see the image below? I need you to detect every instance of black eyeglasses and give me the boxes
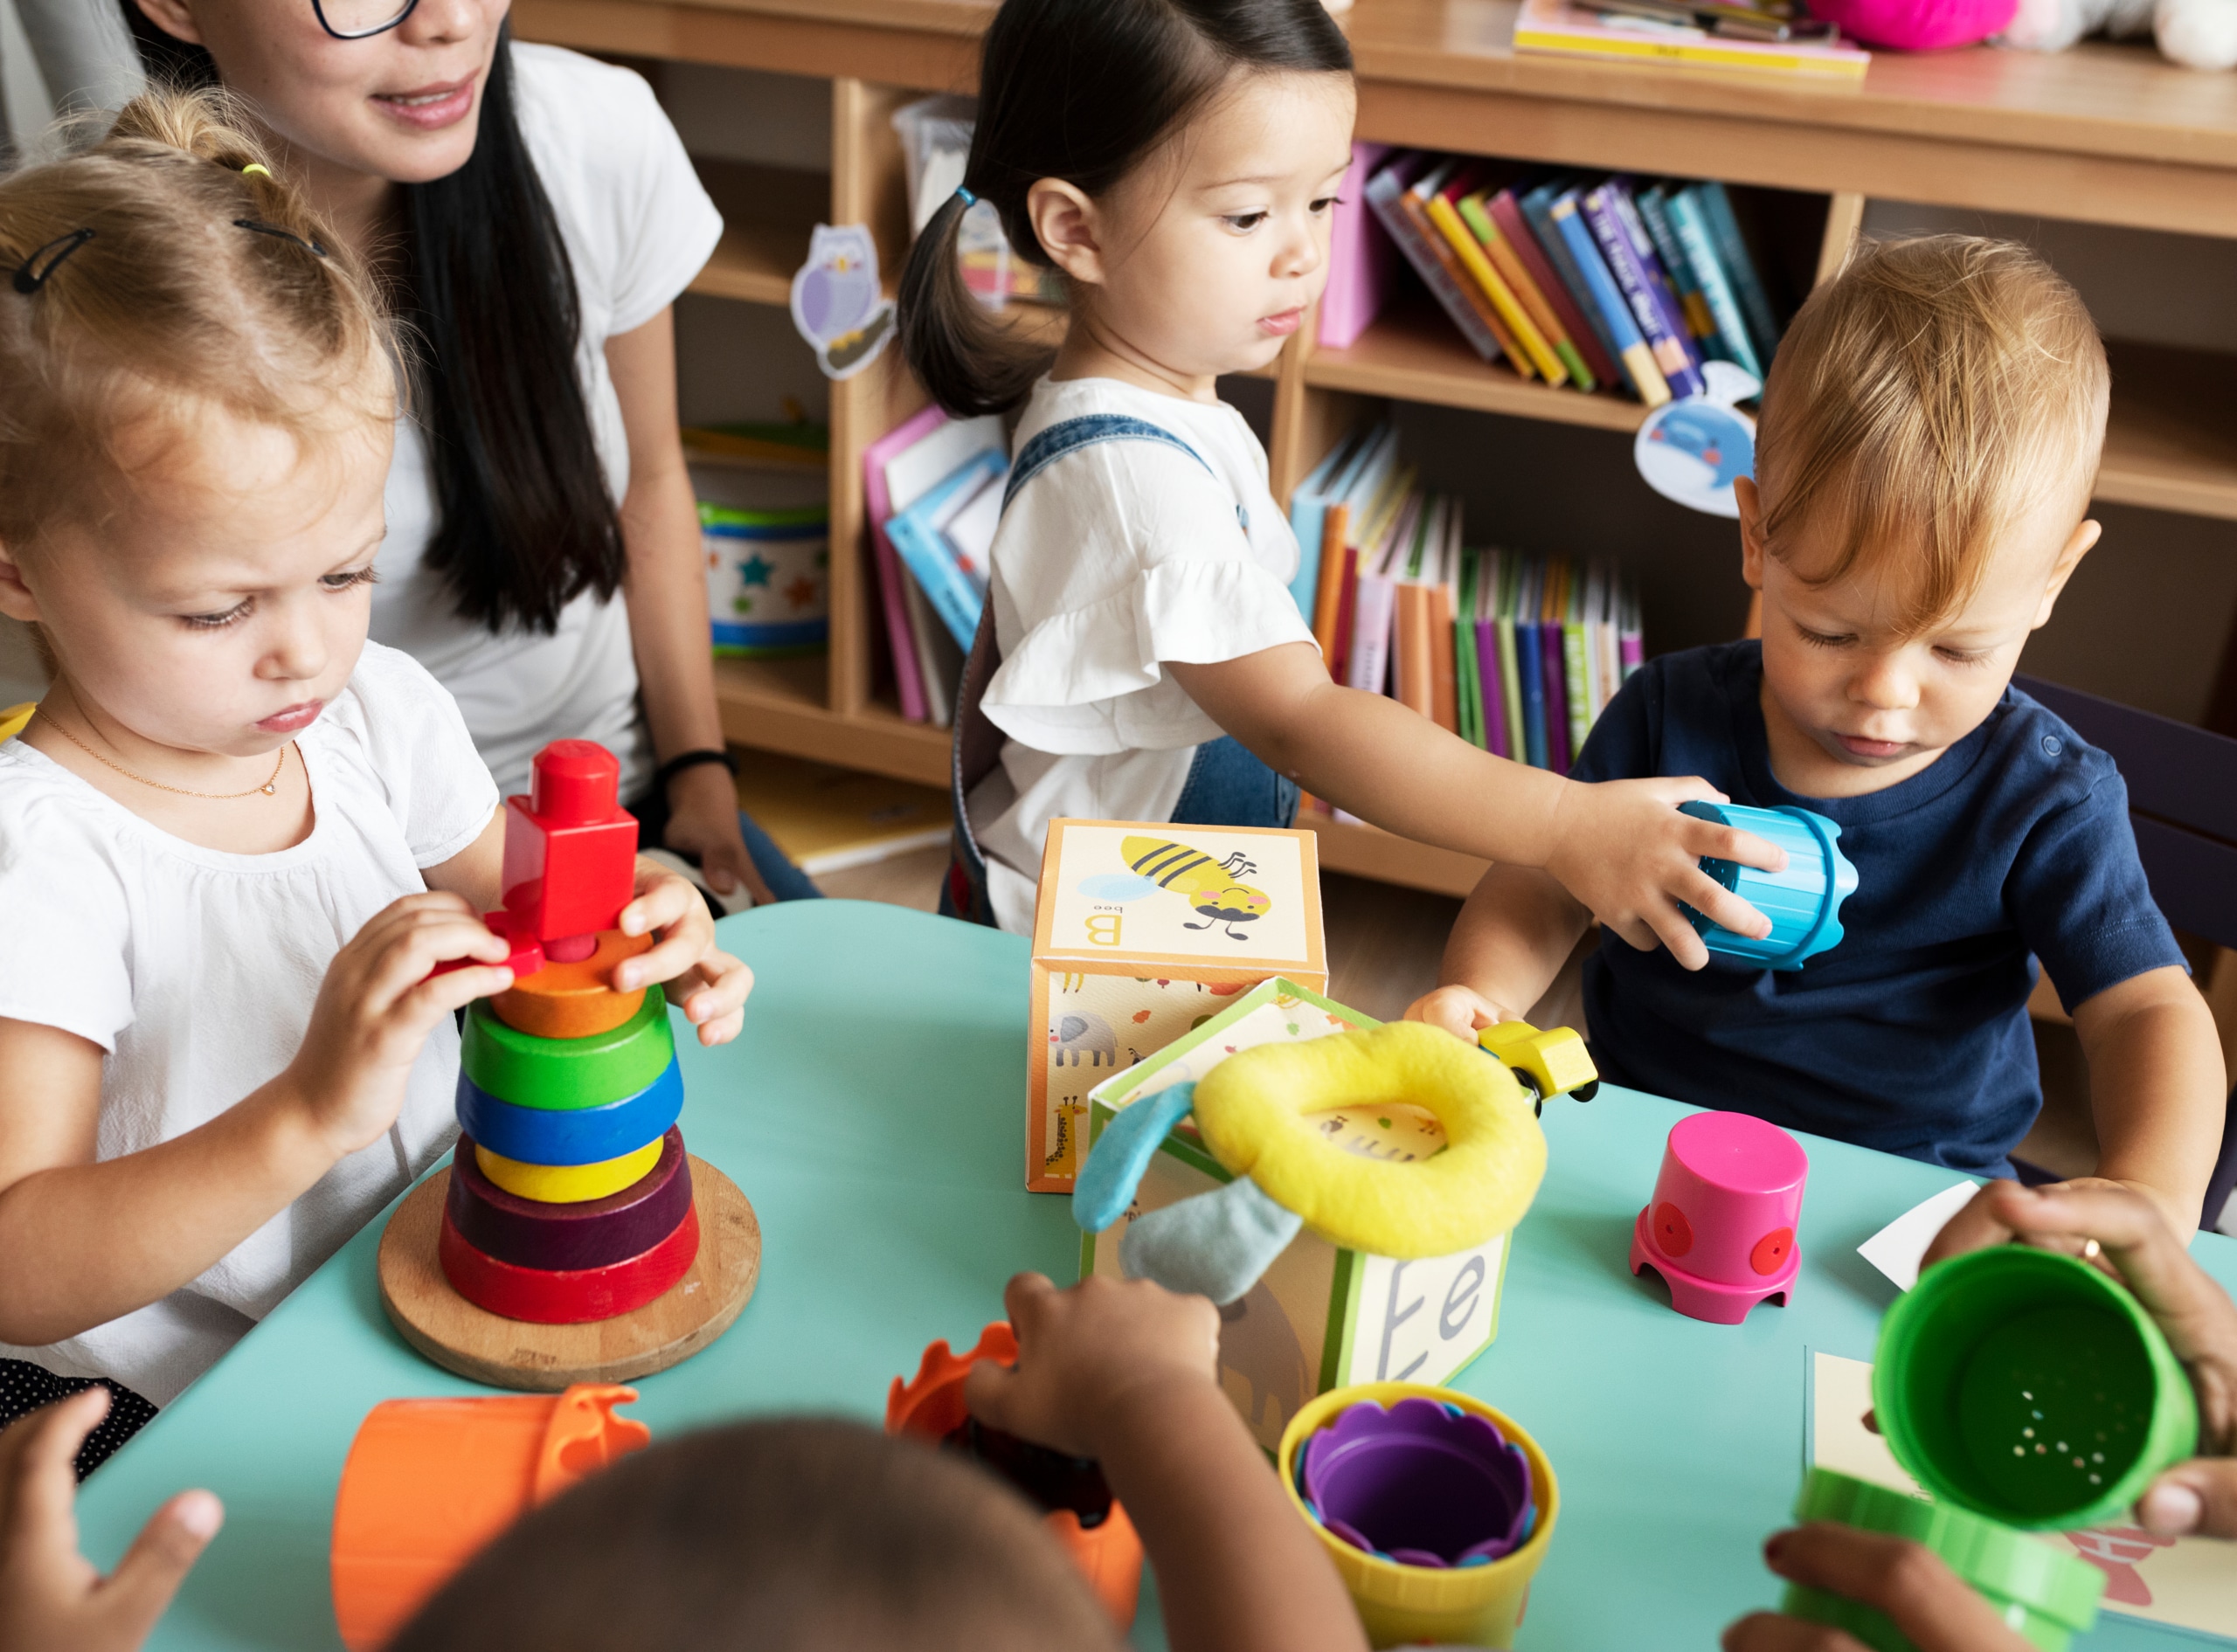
[312,0,419,40]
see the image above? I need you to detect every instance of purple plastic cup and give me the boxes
[1299,1397,1534,1568]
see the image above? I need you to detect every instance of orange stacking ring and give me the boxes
[440,1201,700,1324]
[492,929,653,1040]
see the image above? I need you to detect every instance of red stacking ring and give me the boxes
[447,1128,692,1272]
[440,1202,701,1324]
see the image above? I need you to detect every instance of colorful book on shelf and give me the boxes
[1457,190,1592,391]
[1510,0,1872,80]
[1580,182,1703,400]
[1496,556,1526,762]
[867,407,997,723]
[1290,427,1366,628]
[1520,183,1628,388]
[1604,178,1705,383]
[1562,566,1591,762]
[1457,548,1484,748]
[1320,141,1398,350]
[1486,188,1619,389]
[886,446,1006,651]
[1347,493,1415,697]
[1316,425,1404,678]
[1365,153,1508,365]
[1427,169,1564,384]
[1402,159,1530,367]
[1429,510,1460,734]
[1694,181,1783,367]
[1513,561,1548,771]
[1539,558,1570,775]
[1664,186,1763,378]
[1634,186,1721,351]
[901,569,960,726]
[1548,190,1671,408]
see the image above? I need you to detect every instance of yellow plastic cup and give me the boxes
[1278,1382,1559,1649]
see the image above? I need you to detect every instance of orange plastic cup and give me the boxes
[331,1384,650,1650]
[888,1324,1145,1627]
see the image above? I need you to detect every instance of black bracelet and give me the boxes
[653,748,738,797]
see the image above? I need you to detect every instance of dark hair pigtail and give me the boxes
[897,190,1053,418]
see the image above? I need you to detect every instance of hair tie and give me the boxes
[233,218,329,259]
[241,163,273,180]
[955,187,977,208]
[10,228,95,295]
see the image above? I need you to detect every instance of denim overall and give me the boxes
[940,414,1300,926]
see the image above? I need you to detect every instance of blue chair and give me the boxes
[2015,676,2237,1232]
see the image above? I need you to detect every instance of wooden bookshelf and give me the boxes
[519,0,2237,894]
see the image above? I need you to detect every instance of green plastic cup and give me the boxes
[1782,1469,2103,1652]
[1874,1245,2199,1531]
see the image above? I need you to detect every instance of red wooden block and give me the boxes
[501,742,639,950]
[439,1200,700,1324]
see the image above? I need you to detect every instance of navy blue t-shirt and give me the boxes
[1570,642,2184,1174]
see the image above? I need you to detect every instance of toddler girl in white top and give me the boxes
[900,0,1785,946]
[0,93,751,1455]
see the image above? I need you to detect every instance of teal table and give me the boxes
[76,901,2237,1649]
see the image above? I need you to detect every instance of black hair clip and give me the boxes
[232,218,329,259]
[11,228,95,294]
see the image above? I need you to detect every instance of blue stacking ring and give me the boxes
[455,1058,683,1166]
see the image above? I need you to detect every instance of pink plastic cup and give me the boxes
[1629,1110,1808,1325]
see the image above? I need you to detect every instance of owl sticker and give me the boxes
[789,224,897,381]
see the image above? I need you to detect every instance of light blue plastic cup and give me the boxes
[1680,801,1858,971]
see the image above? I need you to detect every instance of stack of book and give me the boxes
[1291,421,1641,777]
[1511,0,1872,79]
[1326,150,1783,411]
[866,408,1008,727]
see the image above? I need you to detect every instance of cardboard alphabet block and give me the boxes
[1080,980,1508,1454]
[1027,820,1325,1193]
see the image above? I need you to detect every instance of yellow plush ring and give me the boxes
[1192,1022,1546,1258]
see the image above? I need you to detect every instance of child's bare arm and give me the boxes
[966,1273,1366,1652]
[0,895,511,1345]
[1167,645,1778,967]
[1408,865,1591,1042]
[2069,966,2226,1234]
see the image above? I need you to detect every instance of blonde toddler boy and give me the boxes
[1411,236,2225,1233]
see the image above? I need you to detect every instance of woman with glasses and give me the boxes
[117,0,819,908]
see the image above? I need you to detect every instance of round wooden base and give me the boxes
[378,1157,758,1392]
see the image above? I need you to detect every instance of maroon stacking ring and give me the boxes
[446,1127,693,1271]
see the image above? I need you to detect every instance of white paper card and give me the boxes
[1856,1181,1979,1291]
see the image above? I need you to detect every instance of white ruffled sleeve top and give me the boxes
[969,376,1317,932]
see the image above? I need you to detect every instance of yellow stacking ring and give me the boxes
[474,1138,662,1204]
[1191,1022,1546,1259]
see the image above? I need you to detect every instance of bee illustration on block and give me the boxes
[1118,835,1271,942]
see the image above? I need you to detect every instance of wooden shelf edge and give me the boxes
[1304,814,1488,899]
[2093,469,2237,522]
[689,266,792,307]
[717,682,951,788]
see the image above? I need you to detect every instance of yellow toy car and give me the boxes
[1476,1020,1599,1115]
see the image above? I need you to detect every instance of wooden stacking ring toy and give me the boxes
[455,1060,683,1165]
[461,989,675,1110]
[491,928,653,1039]
[440,1200,701,1323]
[475,1136,663,1203]
[331,1384,650,1651]
[448,1129,693,1272]
[1192,1021,1546,1259]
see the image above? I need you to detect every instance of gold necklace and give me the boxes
[37,702,289,800]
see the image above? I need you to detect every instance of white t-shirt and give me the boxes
[370,42,723,803]
[968,377,1317,933]
[0,644,498,1404]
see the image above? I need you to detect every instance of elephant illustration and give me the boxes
[1217,1280,1310,1439]
[1051,1011,1118,1068]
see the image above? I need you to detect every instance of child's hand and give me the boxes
[1545,777,1783,970]
[964,1272,1222,1462]
[1404,985,1523,1045]
[288,893,517,1158]
[1724,1523,2034,1652]
[614,863,753,1047]
[0,1391,221,1652]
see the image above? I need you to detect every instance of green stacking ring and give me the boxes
[461,991,675,1111]
[1783,1469,2102,1652]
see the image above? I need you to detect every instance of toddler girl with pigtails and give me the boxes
[0,90,749,1469]
[901,0,1784,950]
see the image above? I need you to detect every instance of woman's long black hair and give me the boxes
[121,4,625,634]
[897,0,1351,419]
